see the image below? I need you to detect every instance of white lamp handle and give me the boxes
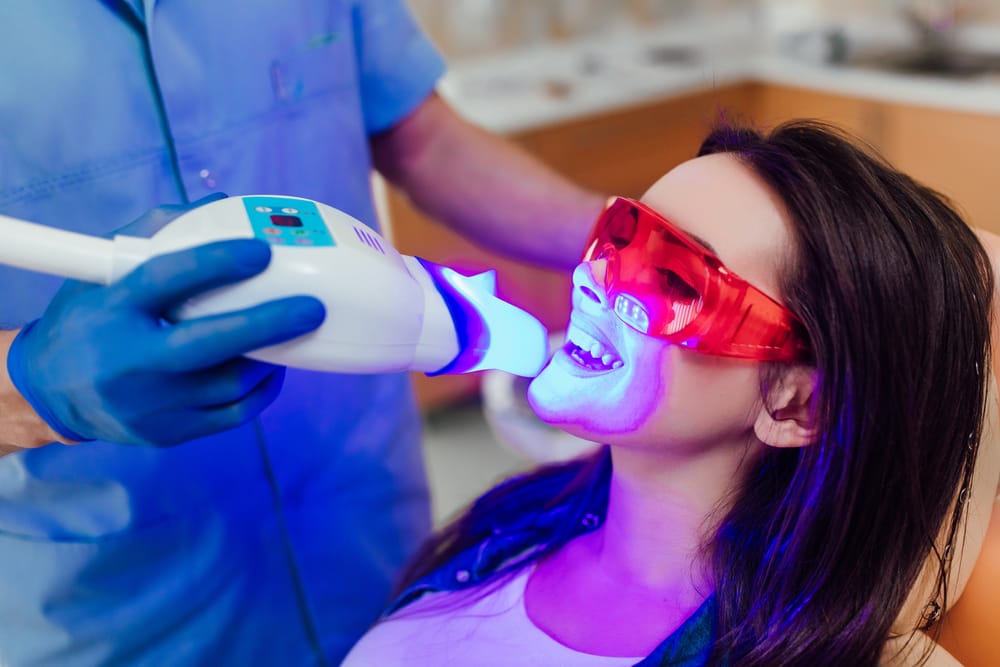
[0,214,116,284]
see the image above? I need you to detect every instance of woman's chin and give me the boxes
[527,367,595,434]
[525,374,561,423]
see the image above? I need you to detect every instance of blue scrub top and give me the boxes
[0,2,444,664]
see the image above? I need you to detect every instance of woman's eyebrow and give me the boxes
[686,230,717,255]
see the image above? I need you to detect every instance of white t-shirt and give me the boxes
[342,564,644,666]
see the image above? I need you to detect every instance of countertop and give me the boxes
[438,13,1000,135]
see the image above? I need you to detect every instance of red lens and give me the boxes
[613,220,708,338]
[582,197,810,362]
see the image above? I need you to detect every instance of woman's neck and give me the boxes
[523,442,756,656]
[593,442,757,596]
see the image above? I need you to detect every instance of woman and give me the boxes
[343,121,997,666]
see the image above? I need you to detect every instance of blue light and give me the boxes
[418,260,548,377]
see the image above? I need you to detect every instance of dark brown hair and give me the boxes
[697,120,991,665]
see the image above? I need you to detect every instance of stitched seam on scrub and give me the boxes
[0,148,165,206]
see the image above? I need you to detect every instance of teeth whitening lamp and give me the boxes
[0,195,548,377]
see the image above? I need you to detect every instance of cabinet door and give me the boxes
[743,84,1000,235]
[885,103,1000,233]
[390,84,753,410]
[749,83,890,147]
[515,84,755,197]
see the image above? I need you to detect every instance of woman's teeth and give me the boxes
[565,328,623,372]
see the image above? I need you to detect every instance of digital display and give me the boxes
[244,196,334,247]
[270,214,303,227]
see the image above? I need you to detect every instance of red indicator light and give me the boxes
[270,214,302,227]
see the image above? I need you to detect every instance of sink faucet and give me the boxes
[898,0,964,53]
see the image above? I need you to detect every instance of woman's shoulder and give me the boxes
[388,450,613,616]
[386,506,601,617]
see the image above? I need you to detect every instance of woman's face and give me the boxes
[528,153,796,454]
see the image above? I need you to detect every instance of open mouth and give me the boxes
[563,325,623,373]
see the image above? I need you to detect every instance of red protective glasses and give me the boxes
[582,197,810,362]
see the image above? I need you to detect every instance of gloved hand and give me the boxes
[6,196,326,446]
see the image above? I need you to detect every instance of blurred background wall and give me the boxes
[406,0,1000,61]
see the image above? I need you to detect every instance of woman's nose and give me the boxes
[573,260,609,308]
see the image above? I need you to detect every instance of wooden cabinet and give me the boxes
[511,85,756,198]
[747,83,1000,233]
[884,103,1000,232]
[747,83,891,147]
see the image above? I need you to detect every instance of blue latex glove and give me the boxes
[6,197,326,446]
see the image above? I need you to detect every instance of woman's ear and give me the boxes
[754,366,818,448]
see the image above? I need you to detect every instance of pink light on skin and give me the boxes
[527,258,764,455]
[527,259,666,443]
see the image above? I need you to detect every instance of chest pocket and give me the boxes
[264,4,358,105]
[269,28,356,104]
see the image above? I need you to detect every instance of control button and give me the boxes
[292,229,309,235]
[255,206,273,213]
[294,238,314,245]
[267,237,286,245]
[263,227,282,235]
[281,207,299,214]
